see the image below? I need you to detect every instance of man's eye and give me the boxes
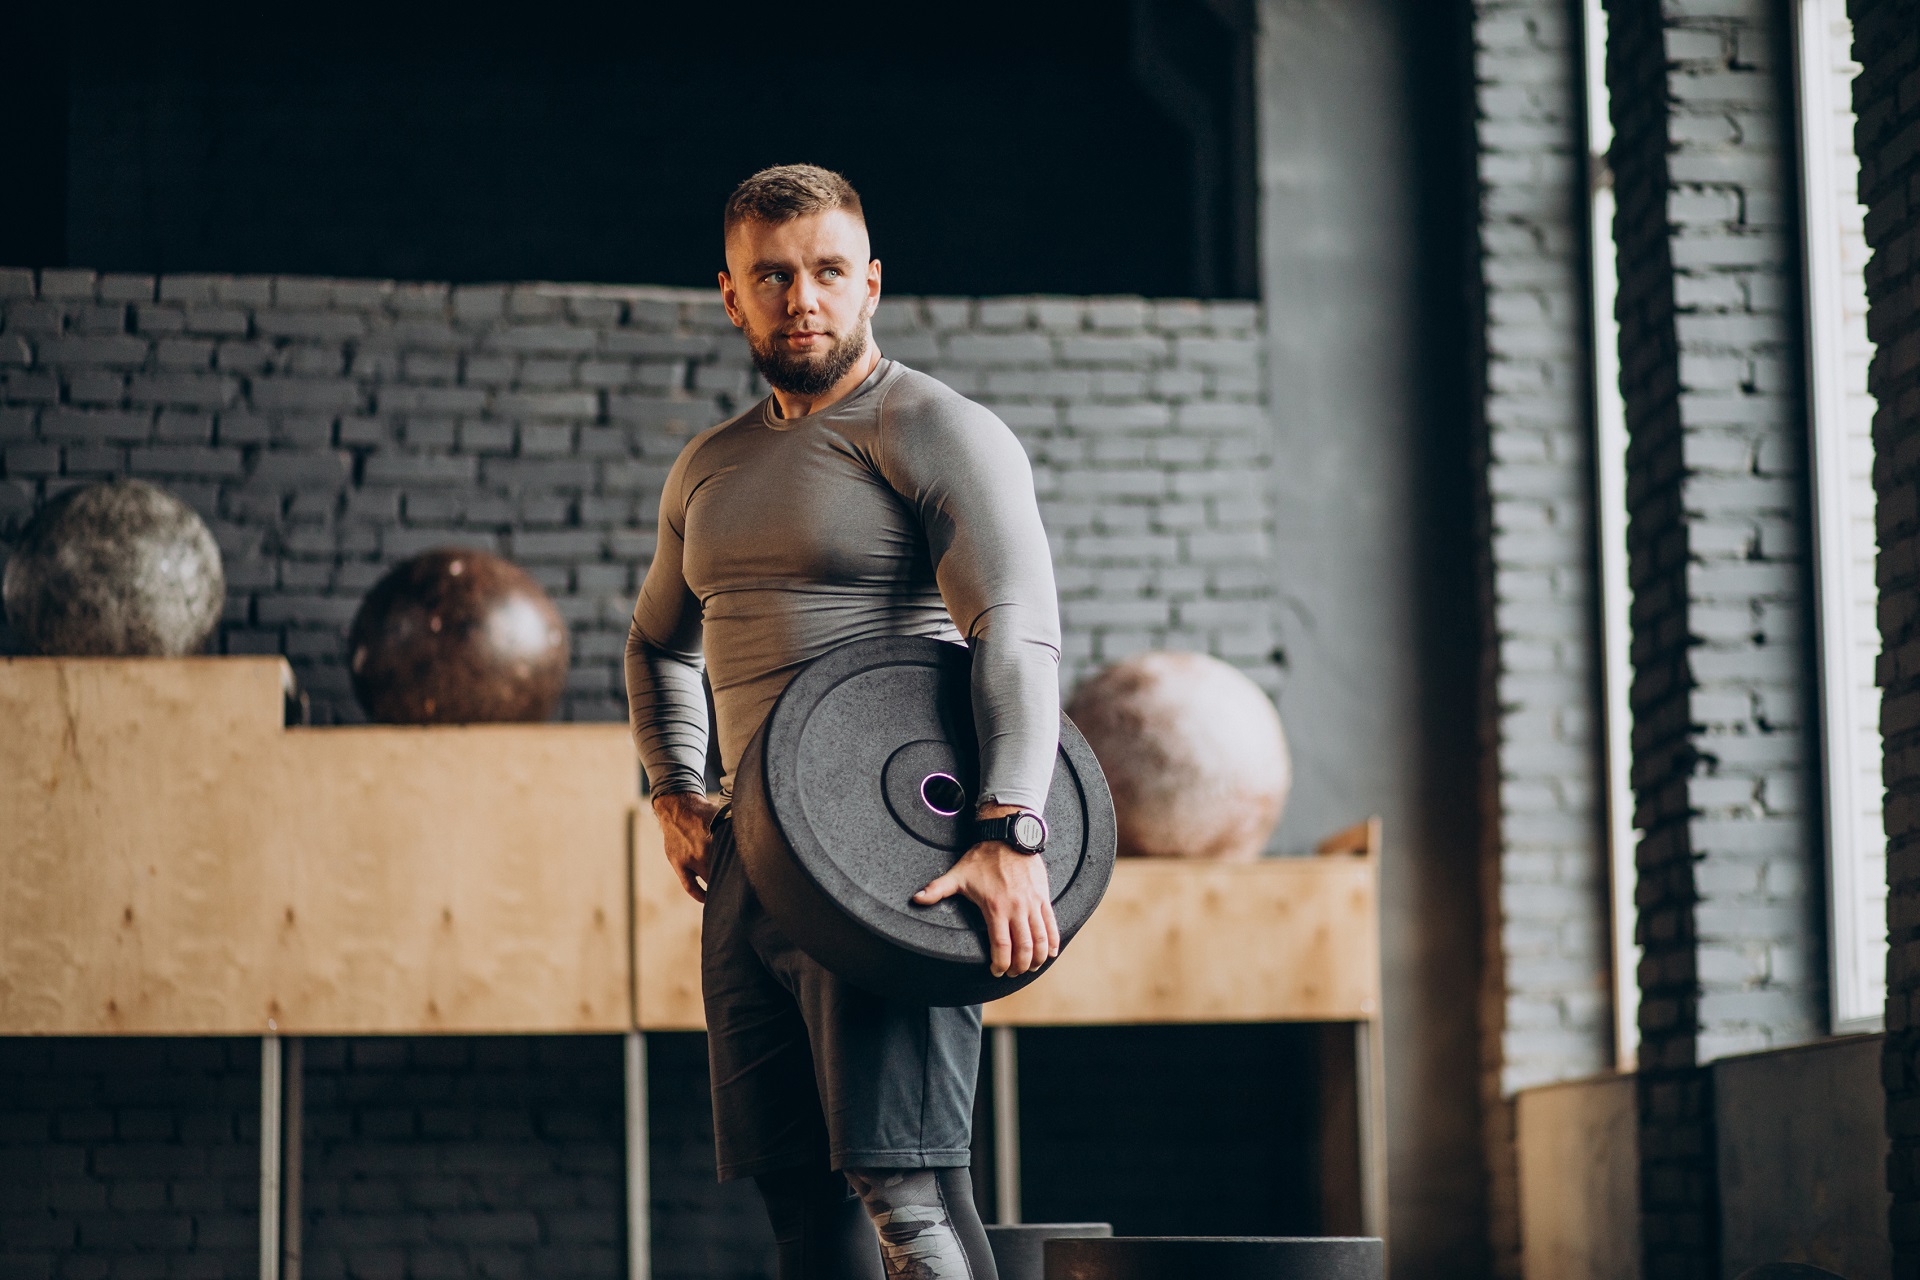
[764,273,788,284]
[821,269,841,280]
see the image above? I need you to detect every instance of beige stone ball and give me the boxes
[1065,651,1291,862]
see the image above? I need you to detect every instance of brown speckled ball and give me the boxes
[348,548,570,724]
[2,479,225,656]
[1065,651,1291,861]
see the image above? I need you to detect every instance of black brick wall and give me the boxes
[0,1038,261,1280]
[0,1027,1333,1278]
[299,1036,630,1280]
[639,1035,776,1280]
[0,1036,775,1280]
[1849,0,1920,1271]
[1607,0,1822,1275]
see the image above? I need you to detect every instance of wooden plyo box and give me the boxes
[635,814,1380,1030]
[0,657,634,1036]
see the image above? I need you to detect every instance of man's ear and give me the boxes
[717,270,744,329]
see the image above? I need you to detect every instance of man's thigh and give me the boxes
[702,820,830,1181]
[759,913,983,1170]
[704,817,985,1175]
[789,964,984,1171]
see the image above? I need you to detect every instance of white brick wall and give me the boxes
[1470,3,1613,1273]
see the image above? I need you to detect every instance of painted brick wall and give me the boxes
[1607,0,1823,1274]
[1470,3,1614,1276]
[300,1036,630,1280]
[1849,0,1920,1268]
[0,1038,261,1279]
[0,1036,773,1280]
[0,268,1276,730]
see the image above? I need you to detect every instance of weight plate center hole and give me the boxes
[920,772,968,818]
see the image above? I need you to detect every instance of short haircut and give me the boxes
[723,164,865,240]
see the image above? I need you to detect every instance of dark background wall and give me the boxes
[0,1029,1327,1280]
[0,1038,262,1277]
[1015,1024,1323,1235]
[4,0,1257,301]
[301,1037,629,1280]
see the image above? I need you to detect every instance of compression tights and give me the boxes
[754,1166,997,1280]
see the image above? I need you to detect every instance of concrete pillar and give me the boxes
[1259,1,1489,1272]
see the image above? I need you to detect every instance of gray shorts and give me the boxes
[701,814,983,1181]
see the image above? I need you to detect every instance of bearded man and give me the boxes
[625,164,1062,1280]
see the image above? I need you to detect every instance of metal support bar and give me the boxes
[259,1034,282,1280]
[1355,1020,1388,1240]
[626,1030,651,1280]
[283,1038,303,1280]
[991,1025,1021,1225]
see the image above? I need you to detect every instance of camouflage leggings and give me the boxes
[753,1165,997,1280]
[845,1168,996,1280]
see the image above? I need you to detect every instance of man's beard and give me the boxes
[745,304,874,397]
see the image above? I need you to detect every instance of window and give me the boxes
[1792,0,1884,1034]
[1582,0,1640,1069]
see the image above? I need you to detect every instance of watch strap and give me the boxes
[974,811,1045,853]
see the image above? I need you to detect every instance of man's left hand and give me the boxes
[912,807,1059,978]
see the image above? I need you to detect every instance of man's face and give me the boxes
[720,209,882,397]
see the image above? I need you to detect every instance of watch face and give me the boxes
[1012,813,1046,850]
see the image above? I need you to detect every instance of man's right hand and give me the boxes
[654,790,724,903]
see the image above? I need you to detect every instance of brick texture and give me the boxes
[640,1034,780,1280]
[0,271,1278,733]
[300,1036,629,1280]
[0,1038,261,1280]
[1850,0,1920,1269]
[0,1032,788,1280]
[1469,3,1614,1276]
[1607,1,1824,1274]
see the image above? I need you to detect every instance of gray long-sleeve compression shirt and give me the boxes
[625,358,1062,809]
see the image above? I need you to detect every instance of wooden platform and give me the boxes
[636,809,1380,1031]
[3,655,1381,1039]
[0,657,634,1035]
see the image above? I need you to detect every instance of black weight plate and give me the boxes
[732,636,1117,1006]
[986,1223,1112,1280]
[1044,1237,1386,1280]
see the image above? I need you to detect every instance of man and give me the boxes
[626,164,1062,1280]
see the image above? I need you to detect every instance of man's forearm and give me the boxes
[967,608,1062,812]
[625,624,712,796]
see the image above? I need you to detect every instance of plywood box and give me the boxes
[1,657,636,1036]
[5,657,1379,1041]
[635,812,1379,1029]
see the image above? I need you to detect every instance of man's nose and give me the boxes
[786,277,819,314]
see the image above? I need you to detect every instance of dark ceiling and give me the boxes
[4,0,1257,298]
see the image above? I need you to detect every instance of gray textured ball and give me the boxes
[2,480,225,656]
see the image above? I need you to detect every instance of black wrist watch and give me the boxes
[975,808,1048,854]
